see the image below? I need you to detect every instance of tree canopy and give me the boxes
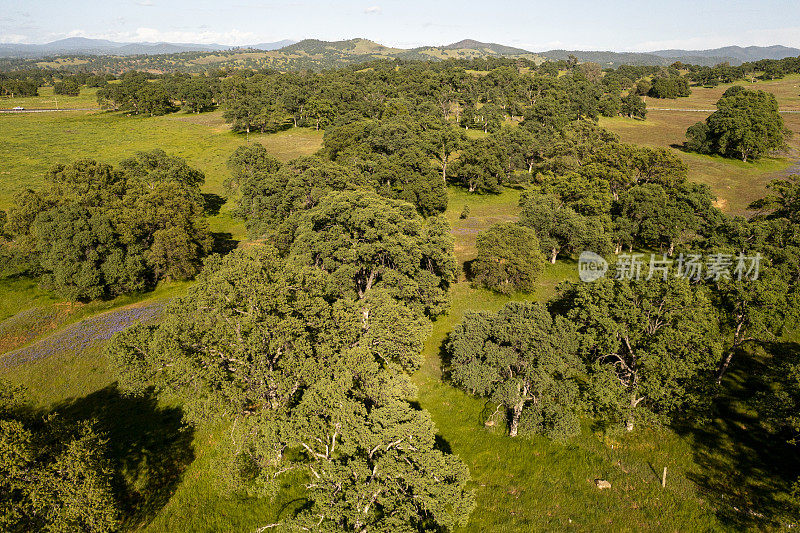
[686,89,788,161]
[471,222,545,294]
[448,302,584,440]
[0,384,119,532]
[2,150,211,300]
[109,244,474,531]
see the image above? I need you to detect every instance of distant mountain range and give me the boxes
[0,37,295,57]
[546,44,800,66]
[1,37,798,70]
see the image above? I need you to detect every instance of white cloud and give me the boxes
[136,0,155,6]
[0,34,27,44]
[364,6,381,15]
[63,27,258,45]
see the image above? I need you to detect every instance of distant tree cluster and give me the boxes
[0,70,41,97]
[686,88,788,161]
[96,72,175,116]
[212,58,640,137]
[1,150,212,300]
[686,56,800,86]
[0,70,116,99]
[647,75,691,98]
[53,76,81,96]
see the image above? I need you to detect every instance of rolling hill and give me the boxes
[649,45,800,63]
[1,37,798,71]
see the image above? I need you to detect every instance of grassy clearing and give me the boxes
[601,75,800,214]
[0,110,322,209]
[601,113,799,215]
[0,276,61,322]
[0,86,100,109]
[643,74,800,111]
[0,278,189,357]
[447,186,523,266]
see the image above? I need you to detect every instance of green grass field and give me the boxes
[601,75,800,214]
[0,108,323,209]
[0,85,101,110]
[1,78,799,530]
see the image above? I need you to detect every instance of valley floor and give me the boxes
[2,75,800,531]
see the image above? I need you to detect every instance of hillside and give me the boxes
[650,45,800,62]
[1,37,799,72]
[539,45,800,66]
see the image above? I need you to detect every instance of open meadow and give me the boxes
[601,75,800,214]
[0,71,799,531]
[0,85,100,110]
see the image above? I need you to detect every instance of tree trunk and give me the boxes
[626,388,637,431]
[716,321,745,383]
[508,401,524,437]
[716,350,736,384]
[625,342,639,432]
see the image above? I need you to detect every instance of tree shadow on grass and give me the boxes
[202,193,227,216]
[54,384,194,529]
[211,232,239,255]
[462,259,476,282]
[675,341,800,529]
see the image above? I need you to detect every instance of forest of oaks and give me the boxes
[0,50,799,531]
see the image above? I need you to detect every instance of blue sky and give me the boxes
[1,0,800,51]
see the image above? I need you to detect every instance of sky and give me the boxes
[1,0,800,52]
